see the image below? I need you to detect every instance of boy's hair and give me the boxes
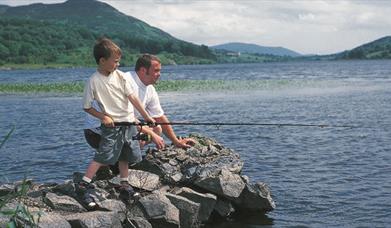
[135,54,161,72]
[93,38,122,64]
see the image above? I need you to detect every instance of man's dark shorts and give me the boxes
[83,125,141,165]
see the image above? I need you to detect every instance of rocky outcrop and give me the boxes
[0,134,275,227]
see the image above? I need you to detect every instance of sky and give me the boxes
[1,0,391,55]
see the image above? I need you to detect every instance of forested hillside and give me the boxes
[0,0,215,67]
[337,36,391,59]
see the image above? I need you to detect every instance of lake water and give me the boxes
[1,60,391,227]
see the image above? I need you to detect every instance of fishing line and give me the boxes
[114,121,355,128]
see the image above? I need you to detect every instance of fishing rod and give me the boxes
[114,121,355,141]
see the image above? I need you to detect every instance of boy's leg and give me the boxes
[85,160,103,180]
[118,160,129,179]
[116,126,141,200]
[78,125,124,208]
[117,160,138,200]
[76,161,103,209]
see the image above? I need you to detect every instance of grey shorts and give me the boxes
[94,125,141,165]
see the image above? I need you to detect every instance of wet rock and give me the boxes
[234,182,276,213]
[214,198,235,217]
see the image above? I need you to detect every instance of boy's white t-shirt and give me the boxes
[83,70,136,123]
[84,72,164,131]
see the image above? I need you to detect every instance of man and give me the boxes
[84,54,194,155]
[132,54,195,148]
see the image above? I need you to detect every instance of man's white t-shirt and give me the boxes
[84,72,164,132]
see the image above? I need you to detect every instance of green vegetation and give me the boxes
[0,179,42,227]
[0,0,216,68]
[337,36,391,60]
[0,127,42,227]
[0,79,313,94]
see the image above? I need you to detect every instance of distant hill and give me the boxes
[212,42,302,57]
[0,0,215,66]
[336,36,391,60]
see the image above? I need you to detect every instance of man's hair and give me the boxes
[93,38,122,64]
[135,54,161,72]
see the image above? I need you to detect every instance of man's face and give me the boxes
[144,60,161,85]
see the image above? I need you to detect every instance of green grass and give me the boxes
[0,79,305,94]
[0,82,85,94]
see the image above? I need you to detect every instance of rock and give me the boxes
[36,212,71,228]
[194,168,245,198]
[51,180,76,198]
[137,193,180,228]
[0,214,10,227]
[174,187,217,222]
[0,134,275,227]
[44,192,86,212]
[234,182,276,213]
[97,199,127,213]
[214,198,235,217]
[0,184,14,197]
[112,169,161,191]
[126,216,152,228]
[165,193,200,228]
[65,211,122,228]
[135,134,243,185]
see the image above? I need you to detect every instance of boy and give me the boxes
[78,38,155,208]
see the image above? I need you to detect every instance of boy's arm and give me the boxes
[128,94,155,125]
[84,108,114,127]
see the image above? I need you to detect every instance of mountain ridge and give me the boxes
[212,42,301,57]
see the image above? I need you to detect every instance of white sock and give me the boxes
[82,176,92,183]
[120,177,128,183]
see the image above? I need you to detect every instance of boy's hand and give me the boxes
[145,117,156,127]
[101,115,114,127]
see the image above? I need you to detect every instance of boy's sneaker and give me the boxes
[118,181,140,201]
[75,180,96,208]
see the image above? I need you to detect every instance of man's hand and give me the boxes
[101,115,114,127]
[173,137,196,149]
[151,133,165,150]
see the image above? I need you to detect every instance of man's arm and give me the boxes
[139,125,165,149]
[154,115,195,149]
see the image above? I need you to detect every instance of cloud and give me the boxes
[1,0,390,54]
